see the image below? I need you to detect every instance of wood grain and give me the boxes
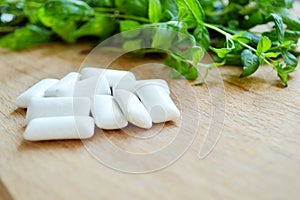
[0,42,300,200]
[0,178,13,200]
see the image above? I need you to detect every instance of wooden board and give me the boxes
[0,41,300,200]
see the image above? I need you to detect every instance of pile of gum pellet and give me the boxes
[16,68,180,141]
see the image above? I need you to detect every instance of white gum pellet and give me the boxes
[136,80,170,94]
[45,72,80,97]
[24,116,95,141]
[92,95,128,130]
[80,67,136,87]
[136,84,180,123]
[26,97,91,123]
[113,79,170,95]
[74,75,111,99]
[114,89,152,129]
[15,79,59,108]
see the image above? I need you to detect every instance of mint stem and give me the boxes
[203,22,272,66]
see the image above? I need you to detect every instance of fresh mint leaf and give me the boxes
[177,0,204,25]
[262,30,299,43]
[211,37,235,59]
[148,0,162,23]
[165,53,198,79]
[222,54,243,66]
[151,24,176,49]
[277,72,288,86]
[120,20,141,32]
[53,21,78,43]
[240,49,260,78]
[37,0,94,42]
[115,0,148,17]
[276,8,300,31]
[37,0,94,26]
[211,47,232,59]
[275,50,297,87]
[72,15,117,39]
[192,46,204,66]
[177,3,197,28]
[270,13,284,43]
[281,50,298,69]
[280,40,297,50]
[264,52,281,58]
[284,30,300,42]
[234,36,251,51]
[23,0,45,24]
[257,36,272,55]
[275,62,289,86]
[0,24,51,49]
[193,25,210,50]
[122,39,142,51]
[119,20,141,38]
[183,65,198,79]
[160,0,178,21]
[85,0,115,7]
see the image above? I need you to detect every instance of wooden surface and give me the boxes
[0,41,300,200]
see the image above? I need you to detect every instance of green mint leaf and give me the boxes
[165,53,198,80]
[281,50,298,69]
[240,49,260,78]
[160,0,178,21]
[232,31,247,39]
[284,30,300,41]
[264,52,281,58]
[277,8,300,31]
[164,54,183,78]
[115,0,148,17]
[274,50,297,86]
[275,62,288,86]
[0,24,51,50]
[280,40,297,51]
[193,25,210,50]
[122,39,142,52]
[183,66,198,79]
[240,10,264,29]
[152,25,176,49]
[270,13,284,43]
[222,54,243,66]
[274,0,294,8]
[234,36,251,51]
[120,20,141,39]
[148,0,162,23]
[257,36,272,55]
[37,0,94,42]
[23,0,44,24]
[53,21,78,43]
[278,72,288,86]
[85,0,115,7]
[72,15,117,39]
[211,48,232,59]
[37,0,94,26]
[177,0,204,24]
[177,5,197,28]
[120,20,141,32]
[192,46,204,66]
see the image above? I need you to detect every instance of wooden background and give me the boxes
[1,3,300,196]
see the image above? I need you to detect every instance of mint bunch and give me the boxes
[0,0,299,86]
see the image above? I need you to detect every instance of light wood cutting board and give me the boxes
[0,42,300,200]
